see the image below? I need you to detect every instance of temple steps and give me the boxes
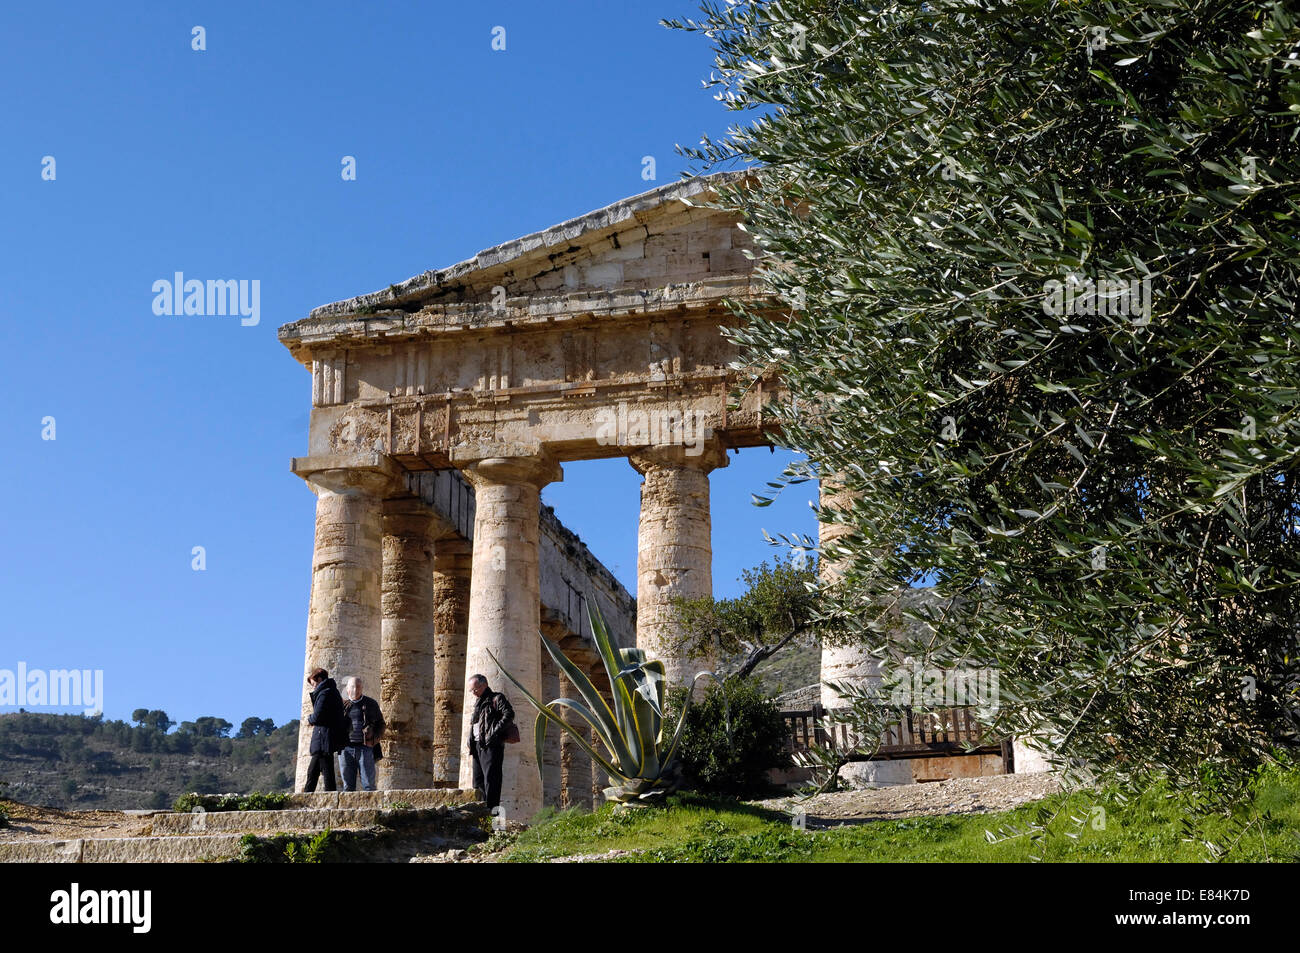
[0,788,485,863]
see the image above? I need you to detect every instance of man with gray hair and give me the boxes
[340,676,385,792]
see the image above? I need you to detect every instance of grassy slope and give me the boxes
[498,767,1300,863]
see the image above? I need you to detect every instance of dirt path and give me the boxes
[751,772,1061,824]
[0,800,153,841]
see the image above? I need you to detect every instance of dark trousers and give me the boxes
[303,751,337,792]
[471,742,504,810]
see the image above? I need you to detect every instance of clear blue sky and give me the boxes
[0,1,817,729]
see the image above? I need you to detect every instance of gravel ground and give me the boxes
[752,772,1062,824]
[0,800,154,841]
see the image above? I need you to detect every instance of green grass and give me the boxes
[501,765,1300,863]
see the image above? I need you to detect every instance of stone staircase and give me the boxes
[0,789,486,863]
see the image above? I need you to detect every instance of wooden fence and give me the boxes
[780,704,1013,772]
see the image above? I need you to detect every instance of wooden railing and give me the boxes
[780,704,1012,771]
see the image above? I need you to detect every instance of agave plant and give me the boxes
[489,602,711,803]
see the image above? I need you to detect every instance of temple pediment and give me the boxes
[279,172,758,353]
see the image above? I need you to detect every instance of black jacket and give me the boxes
[307,678,346,755]
[342,695,386,747]
[469,690,514,751]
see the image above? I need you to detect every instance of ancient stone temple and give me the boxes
[278,173,779,821]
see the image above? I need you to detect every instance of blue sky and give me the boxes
[0,1,817,729]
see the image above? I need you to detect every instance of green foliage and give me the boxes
[500,765,1300,863]
[673,557,821,677]
[130,709,174,733]
[239,828,336,864]
[173,791,290,813]
[237,717,276,739]
[0,711,299,810]
[668,0,1300,800]
[668,680,791,796]
[0,804,9,829]
[493,602,709,803]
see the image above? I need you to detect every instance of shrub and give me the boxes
[173,791,290,813]
[668,680,791,797]
[239,829,336,863]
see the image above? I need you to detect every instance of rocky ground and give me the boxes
[414,773,1063,862]
[752,772,1061,825]
[0,800,154,841]
[4,773,1062,861]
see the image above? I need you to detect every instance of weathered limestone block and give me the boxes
[630,442,728,694]
[294,463,397,790]
[1012,738,1055,773]
[378,500,447,790]
[457,455,562,822]
[432,538,472,788]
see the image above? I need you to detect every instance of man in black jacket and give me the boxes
[340,676,385,792]
[467,674,514,811]
[303,668,344,792]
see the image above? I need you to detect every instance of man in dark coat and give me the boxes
[303,668,344,792]
[340,676,386,792]
[467,674,514,811]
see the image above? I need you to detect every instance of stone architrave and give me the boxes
[293,458,400,790]
[457,455,563,821]
[432,538,472,788]
[629,442,728,694]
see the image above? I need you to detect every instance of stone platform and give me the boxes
[0,789,485,863]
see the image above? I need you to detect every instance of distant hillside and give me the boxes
[752,634,821,700]
[0,711,298,811]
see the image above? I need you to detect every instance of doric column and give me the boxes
[539,619,565,807]
[377,499,446,790]
[432,538,472,788]
[629,442,728,692]
[590,726,605,808]
[817,480,913,786]
[559,672,593,810]
[589,661,611,807]
[457,455,563,821]
[293,460,397,790]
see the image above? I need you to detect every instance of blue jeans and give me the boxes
[340,745,376,791]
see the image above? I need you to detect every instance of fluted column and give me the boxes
[629,442,727,693]
[377,500,444,790]
[457,455,563,821]
[539,622,564,807]
[560,672,593,810]
[294,464,395,790]
[432,538,472,788]
[817,480,912,786]
[590,726,605,807]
